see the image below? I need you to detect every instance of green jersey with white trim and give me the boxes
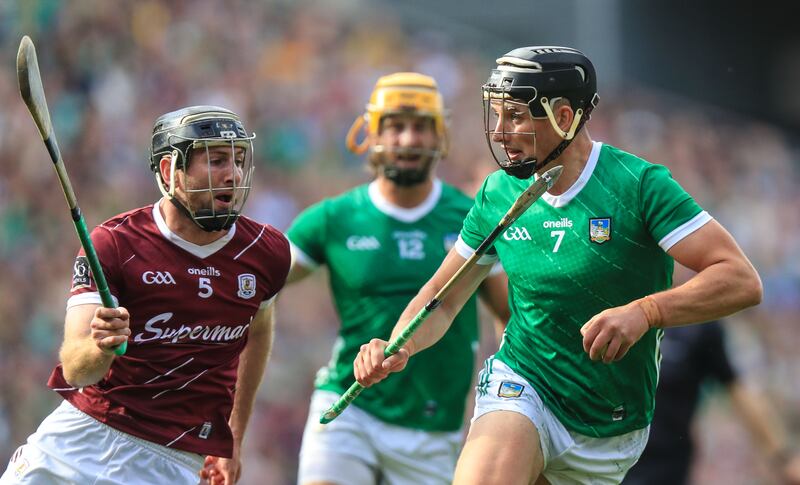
[287,180,480,431]
[459,142,710,437]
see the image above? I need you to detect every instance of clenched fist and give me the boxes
[353,338,411,387]
[580,300,652,363]
[90,306,130,354]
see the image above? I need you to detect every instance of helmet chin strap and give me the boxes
[503,100,596,179]
[505,133,577,180]
[167,196,237,232]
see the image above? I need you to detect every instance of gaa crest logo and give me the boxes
[237,273,256,299]
[589,217,611,244]
[503,226,532,241]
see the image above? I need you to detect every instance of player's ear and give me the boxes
[556,102,574,131]
[159,153,183,191]
[159,155,172,185]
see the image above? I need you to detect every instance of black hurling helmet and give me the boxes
[482,46,599,179]
[150,106,256,232]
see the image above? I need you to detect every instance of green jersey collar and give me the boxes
[368,178,443,223]
[540,141,603,208]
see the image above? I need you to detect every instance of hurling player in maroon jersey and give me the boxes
[1,106,290,485]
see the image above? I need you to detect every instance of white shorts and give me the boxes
[0,400,204,485]
[473,357,649,485]
[298,390,462,485]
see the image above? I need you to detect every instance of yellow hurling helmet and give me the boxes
[346,72,447,156]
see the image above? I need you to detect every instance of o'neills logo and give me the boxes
[133,312,249,344]
[188,266,221,277]
[542,218,573,229]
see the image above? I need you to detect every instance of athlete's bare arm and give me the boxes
[354,249,493,387]
[285,243,316,284]
[285,260,314,284]
[201,301,275,484]
[581,219,762,363]
[60,304,131,387]
[657,219,762,323]
[230,301,274,450]
[478,270,510,343]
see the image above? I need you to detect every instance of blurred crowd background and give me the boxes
[1,1,798,484]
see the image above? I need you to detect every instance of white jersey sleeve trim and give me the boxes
[260,295,277,308]
[454,235,499,265]
[658,210,713,252]
[67,291,119,310]
[289,241,320,270]
[488,261,505,276]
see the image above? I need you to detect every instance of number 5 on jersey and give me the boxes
[198,277,213,298]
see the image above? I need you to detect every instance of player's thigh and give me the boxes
[298,390,379,485]
[453,410,544,485]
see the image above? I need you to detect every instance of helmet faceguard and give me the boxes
[150,106,256,232]
[346,72,448,186]
[482,46,599,179]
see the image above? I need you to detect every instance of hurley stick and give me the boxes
[320,164,563,423]
[17,36,127,356]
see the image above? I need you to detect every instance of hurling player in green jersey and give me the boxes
[284,73,509,485]
[354,47,762,485]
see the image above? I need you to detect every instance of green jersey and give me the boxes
[459,142,710,437]
[287,180,481,431]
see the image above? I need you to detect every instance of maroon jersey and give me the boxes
[47,203,290,457]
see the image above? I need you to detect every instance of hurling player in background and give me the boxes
[1,106,290,485]
[284,72,510,485]
[624,320,800,485]
[354,47,763,484]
